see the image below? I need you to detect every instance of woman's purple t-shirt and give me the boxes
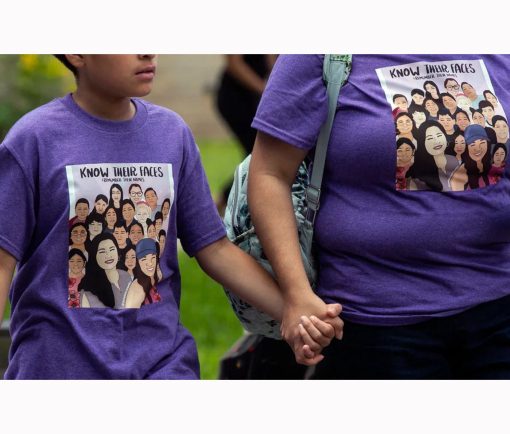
[0,94,226,378]
[253,54,510,326]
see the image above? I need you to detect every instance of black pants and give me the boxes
[311,294,510,379]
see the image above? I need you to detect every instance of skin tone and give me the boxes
[129,225,143,246]
[124,252,157,308]
[394,97,408,112]
[70,226,87,250]
[456,113,470,132]
[129,187,144,204]
[445,80,460,96]
[485,92,499,110]
[397,143,414,167]
[425,84,439,99]
[462,83,478,101]
[482,106,495,125]
[158,235,166,256]
[95,199,107,215]
[494,120,509,143]
[145,190,158,211]
[96,239,122,291]
[161,201,170,221]
[125,250,137,277]
[111,187,122,207]
[442,95,458,115]
[89,221,103,240]
[454,135,466,160]
[412,94,424,105]
[425,100,439,117]
[438,115,455,135]
[148,224,156,239]
[135,204,151,224]
[493,148,506,167]
[396,115,414,139]
[468,139,488,172]
[155,219,163,234]
[105,208,117,229]
[113,227,128,249]
[456,95,471,113]
[64,55,157,121]
[424,125,449,173]
[411,111,426,129]
[122,203,135,226]
[472,112,486,127]
[75,203,89,222]
[69,254,85,278]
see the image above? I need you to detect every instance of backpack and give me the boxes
[223,55,352,339]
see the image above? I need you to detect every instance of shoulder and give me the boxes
[136,99,191,132]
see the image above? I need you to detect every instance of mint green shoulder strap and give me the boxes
[306,54,352,224]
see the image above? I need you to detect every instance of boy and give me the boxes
[0,55,342,379]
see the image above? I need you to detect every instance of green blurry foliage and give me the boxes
[0,55,73,140]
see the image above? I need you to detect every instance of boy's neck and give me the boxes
[72,87,136,121]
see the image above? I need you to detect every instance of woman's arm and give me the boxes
[224,55,267,95]
[0,247,16,327]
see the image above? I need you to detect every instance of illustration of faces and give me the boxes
[445,79,460,96]
[75,200,89,221]
[155,217,163,234]
[122,201,135,224]
[493,146,506,166]
[485,91,499,110]
[472,110,486,127]
[411,110,427,129]
[69,252,86,277]
[129,223,144,246]
[147,223,157,239]
[397,142,415,167]
[481,105,495,124]
[438,113,455,134]
[467,139,488,162]
[424,125,448,156]
[135,203,151,224]
[94,198,108,215]
[125,248,137,275]
[442,94,457,113]
[425,99,440,117]
[105,207,117,229]
[139,252,157,278]
[89,220,103,241]
[70,224,88,247]
[129,184,144,204]
[161,199,171,221]
[110,185,122,206]
[96,239,119,271]
[454,134,466,156]
[494,118,509,143]
[158,233,166,256]
[113,225,128,248]
[411,91,424,106]
[461,82,477,100]
[396,113,414,135]
[456,94,472,113]
[393,96,408,112]
[425,82,439,99]
[145,188,158,210]
[455,112,471,132]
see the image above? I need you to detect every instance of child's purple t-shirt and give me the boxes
[253,54,510,326]
[0,94,226,379]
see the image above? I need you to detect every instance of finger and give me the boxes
[303,344,315,359]
[310,315,335,339]
[326,303,342,317]
[325,316,344,340]
[298,323,322,353]
[301,316,332,347]
[295,351,324,366]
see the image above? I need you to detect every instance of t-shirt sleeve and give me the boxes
[0,144,36,262]
[252,54,329,151]
[176,127,226,257]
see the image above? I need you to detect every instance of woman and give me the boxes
[423,80,442,105]
[409,106,427,130]
[157,230,166,257]
[85,213,104,242]
[124,246,137,281]
[484,89,505,116]
[395,112,417,146]
[455,110,471,132]
[135,201,151,235]
[103,205,118,234]
[463,124,492,189]
[446,131,468,166]
[424,97,440,120]
[108,183,124,220]
[92,194,108,217]
[395,137,415,191]
[78,233,132,309]
[128,221,144,246]
[123,238,162,308]
[161,198,171,225]
[146,219,157,240]
[492,115,510,145]
[121,198,136,230]
[488,143,507,185]
[69,222,89,259]
[68,249,86,308]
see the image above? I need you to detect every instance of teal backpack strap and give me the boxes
[306,54,352,225]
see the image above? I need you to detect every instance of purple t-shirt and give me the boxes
[253,54,510,326]
[0,94,226,379]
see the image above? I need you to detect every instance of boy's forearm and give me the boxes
[195,237,284,321]
[0,248,16,327]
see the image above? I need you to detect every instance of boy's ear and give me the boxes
[65,55,85,70]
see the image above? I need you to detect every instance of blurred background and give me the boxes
[0,54,253,379]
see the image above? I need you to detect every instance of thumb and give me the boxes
[326,303,342,317]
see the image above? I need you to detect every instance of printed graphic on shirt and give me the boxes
[66,163,174,309]
[377,60,508,191]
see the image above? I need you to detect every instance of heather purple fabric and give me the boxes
[0,94,225,378]
[253,54,510,326]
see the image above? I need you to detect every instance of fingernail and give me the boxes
[310,315,318,322]
[300,316,307,323]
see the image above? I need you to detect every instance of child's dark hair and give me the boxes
[54,55,78,77]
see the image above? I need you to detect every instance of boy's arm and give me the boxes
[0,247,16,327]
[195,237,341,365]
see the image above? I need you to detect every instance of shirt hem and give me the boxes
[252,117,315,151]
